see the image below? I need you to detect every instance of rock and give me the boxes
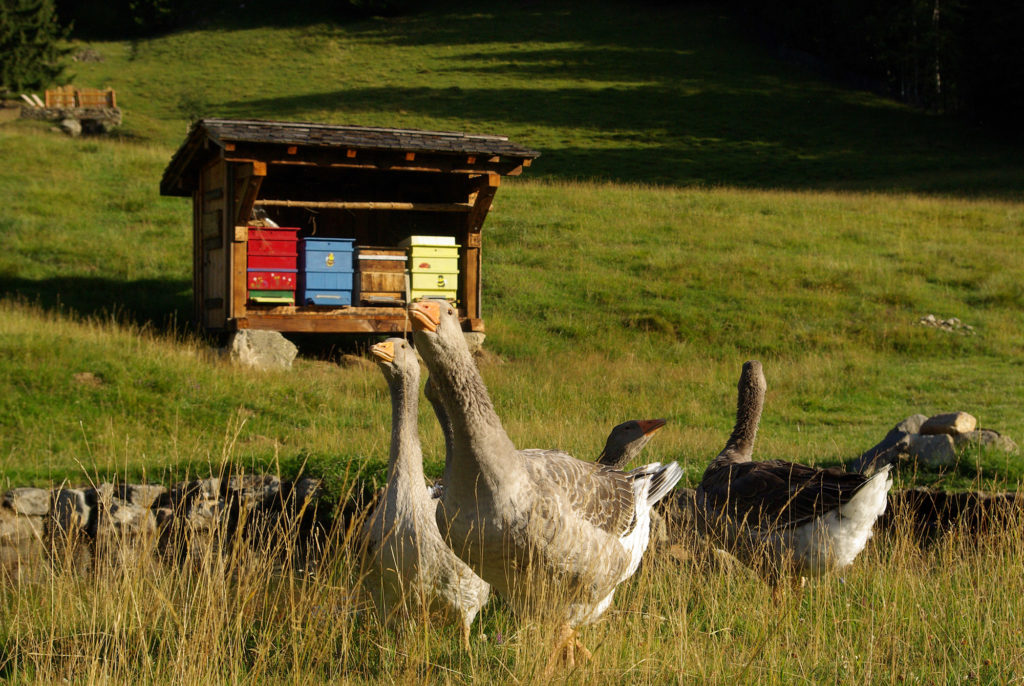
[293,478,322,502]
[96,500,156,540]
[0,513,44,580]
[122,484,168,508]
[3,487,51,516]
[0,509,44,543]
[186,498,222,533]
[224,329,298,370]
[463,332,486,355]
[225,474,281,508]
[168,478,221,506]
[59,118,82,137]
[72,47,104,62]
[896,414,930,435]
[953,429,1019,453]
[51,488,96,537]
[908,433,957,468]
[920,412,977,436]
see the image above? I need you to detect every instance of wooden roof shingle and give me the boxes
[161,118,540,196]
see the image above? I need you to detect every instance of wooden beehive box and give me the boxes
[401,235,460,302]
[357,246,407,305]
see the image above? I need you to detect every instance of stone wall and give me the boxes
[1,475,334,578]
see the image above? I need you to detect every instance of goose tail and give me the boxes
[630,461,684,507]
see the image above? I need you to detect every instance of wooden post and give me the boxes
[463,173,499,322]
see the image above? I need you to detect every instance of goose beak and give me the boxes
[637,418,667,436]
[369,340,395,363]
[409,300,441,332]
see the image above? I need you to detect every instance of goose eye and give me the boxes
[447,308,453,315]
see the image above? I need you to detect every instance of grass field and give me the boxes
[1,0,1023,681]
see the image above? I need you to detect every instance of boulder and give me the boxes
[0,509,44,543]
[920,412,977,436]
[895,414,930,435]
[95,501,156,540]
[122,484,168,508]
[953,429,1019,453]
[58,117,82,137]
[3,487,51,516]
[225,474,281,508]
[224,329,297,370]
[908,433,957,468]
[463,332,486,355]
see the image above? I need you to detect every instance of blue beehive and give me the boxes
[300,238,355,306]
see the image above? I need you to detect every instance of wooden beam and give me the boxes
[254,199,472,212]
[234,309,472,334]
[467,173,500,232]
[233,162,266,227]
[222,143,533,176]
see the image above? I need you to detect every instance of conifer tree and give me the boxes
[0,0,71,93]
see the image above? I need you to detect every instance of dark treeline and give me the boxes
[735,0,1023,127]
[54,0,420,39]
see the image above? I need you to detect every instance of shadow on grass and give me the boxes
[206,2,1024,196]
[0,275,193,335]
[0,276,385,358]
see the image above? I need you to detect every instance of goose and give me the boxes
[428,377,667,481]
[695,360,893,584]
[360,337,490,647]
[596,419,667,469]
[409,300,683,671]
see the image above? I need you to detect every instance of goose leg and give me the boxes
[461,620,471,651]
[574,636,592,661]
[543,623,577,676]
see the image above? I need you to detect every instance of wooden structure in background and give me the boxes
[160,119,539,334]
[45,86,117,108]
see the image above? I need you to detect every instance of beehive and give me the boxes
[400,235,459,302]
[357,246,407,305]
[300,238,355,306]
[247,227,298,304]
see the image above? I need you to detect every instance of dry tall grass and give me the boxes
[2,492,1021,684]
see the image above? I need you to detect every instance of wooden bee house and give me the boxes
[160,119,539,335]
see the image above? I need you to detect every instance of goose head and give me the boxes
[408,299,466,372]
[370,336,419,386]
[597,419,667,469]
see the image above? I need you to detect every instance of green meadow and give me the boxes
[1,1,1023,682]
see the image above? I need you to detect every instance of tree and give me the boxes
[0,0,71,94]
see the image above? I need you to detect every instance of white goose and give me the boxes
[696,360,893,584]
[409,300,682,670]
[360,337,489,647]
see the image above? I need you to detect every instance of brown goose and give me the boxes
[360,338,489,647]
[696,360,893,582]
[409,301,682,670]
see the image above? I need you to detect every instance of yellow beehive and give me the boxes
[400,236,459,302]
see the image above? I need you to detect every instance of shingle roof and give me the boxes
[200,118,541,157]
[161,119,540,196]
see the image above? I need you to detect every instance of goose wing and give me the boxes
[701,460,871,529]
[522,450,636,537]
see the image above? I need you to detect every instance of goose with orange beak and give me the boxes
[409,299,682,673]
[359,336,489,647]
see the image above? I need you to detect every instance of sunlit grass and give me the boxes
[1,500,1021,683]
